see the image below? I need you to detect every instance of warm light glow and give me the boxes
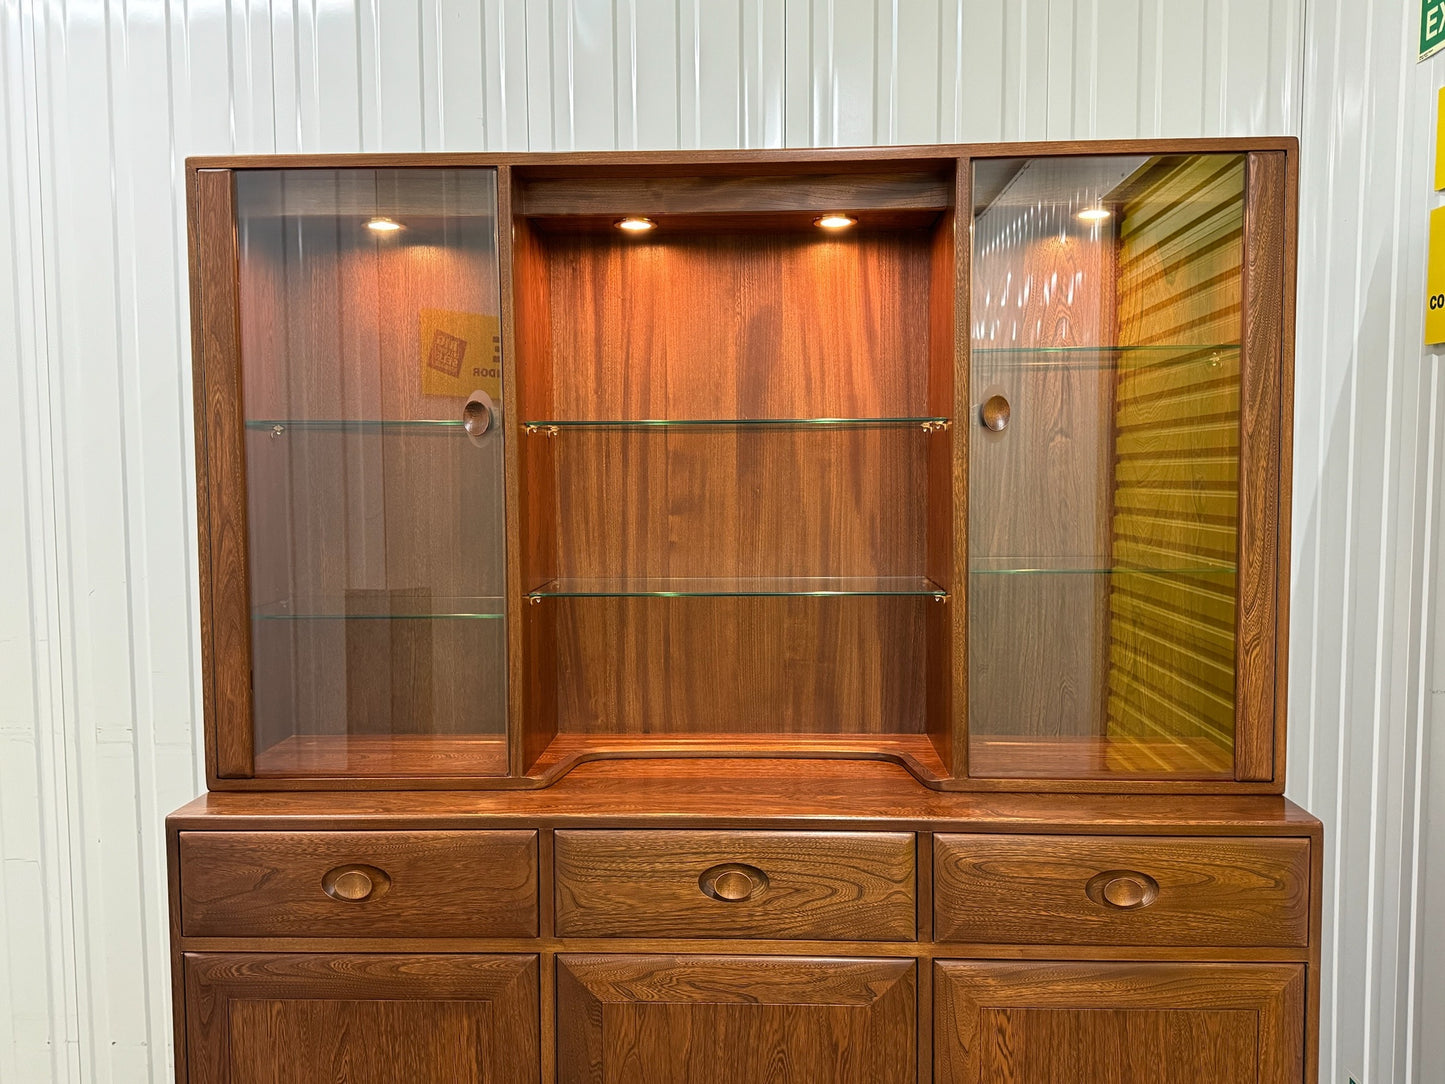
[615,216,656,232]
[1076,206,1111,223]
[365,216,404,232]
[814,213,857,229]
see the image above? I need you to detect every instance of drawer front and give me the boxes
[554,830,916,940]
[179,830,538,938]
[933,834,1309,947]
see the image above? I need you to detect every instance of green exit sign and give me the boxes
[1424,0,1445,61]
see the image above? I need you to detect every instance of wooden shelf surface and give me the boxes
[173,757,1319,834]
[254,735,510,777]
[968,735,1233,781]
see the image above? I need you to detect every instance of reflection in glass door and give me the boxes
[235,168,506,776]
[968,154,1244,780]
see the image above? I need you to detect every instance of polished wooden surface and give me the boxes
[1236,151,1289,782]
[251,734,510,777]
[193,169,254,780]
[554,829,915,939]
[184,953,537,1084]
[176,141,1313,1082]
[549,596,931,738]
[187,137,1298,173]
[516,168,953,217]
[557,954,916,1084]
[934,960,1305,1083]
[509,209,562,774]
[179,830,538,937]
[188,142,1299,791]
[933,833,1309,946]
[929,196,963,776]
[509,199,959,758]
[168,757,1321,832]
[968,734,1233,780]
[166,757,1321,1083]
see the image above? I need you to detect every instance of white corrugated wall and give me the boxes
[0,1,1439,1080]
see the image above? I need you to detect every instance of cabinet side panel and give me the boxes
[511,211,560,772]
[1236,152,1287,783]
[926,203,959,774]
[193,169,254,779]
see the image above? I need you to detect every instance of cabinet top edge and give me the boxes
[185,136,1298,173]
[164,762,1323,835]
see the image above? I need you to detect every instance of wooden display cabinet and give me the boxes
[172,140,1316,1083]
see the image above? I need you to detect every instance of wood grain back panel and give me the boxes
[550,595,930,736]
[538,229,932,420]
[933,833,1309,947]
[519,216,956,747]
[554,829,916,939]
[548,428,929,579]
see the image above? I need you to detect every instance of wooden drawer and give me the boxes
[932,834,1309,947]
[179,830,538,938]
[554,830,916,940]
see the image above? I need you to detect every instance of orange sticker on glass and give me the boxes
[419,308,501,399]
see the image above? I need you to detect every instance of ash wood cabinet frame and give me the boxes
[163,783,1324,1084]
[187,137,1297,793]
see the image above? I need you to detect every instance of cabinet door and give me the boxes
[935,961,1304,1084]
[966,151,1289,784]
[192,167,507,781]
[557,954,915,1083]
[183,953,536,1084]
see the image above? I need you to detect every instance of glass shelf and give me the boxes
[971,343,1239,370]
[522,417,951,433]
[970,557,1234,575]
[254,596,507,620]
[245,419,466,433]
[527,576,949,599]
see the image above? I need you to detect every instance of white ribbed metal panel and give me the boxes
[3,1,1441,1081]
[1289,4,1445,1083]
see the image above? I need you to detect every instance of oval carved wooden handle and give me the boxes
[1085,869,1159,911]
[698,862,769,903]
[321,864,392,903]
[980,394,1011,432]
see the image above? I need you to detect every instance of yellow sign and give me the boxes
[419,308,501,399]
[1436,88,1445,189]
[1428,207,1445,345]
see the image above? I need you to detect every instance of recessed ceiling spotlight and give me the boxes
[1076,207,1111,223]
[365,216,404,232]
[616,216,656,232]
[814,212,857,229]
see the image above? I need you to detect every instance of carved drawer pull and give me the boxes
[1085,869,1159,911]
[321,864,392,903]
[698,862,769,903]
